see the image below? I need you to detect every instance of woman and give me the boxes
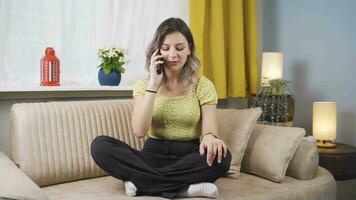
[91,17,231,199]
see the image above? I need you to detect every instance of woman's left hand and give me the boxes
[199,134,227,167]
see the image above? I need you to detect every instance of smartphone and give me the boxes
[156,65,162,75]
[156,49,163,75]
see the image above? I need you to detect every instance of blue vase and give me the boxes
[98,68,121,86]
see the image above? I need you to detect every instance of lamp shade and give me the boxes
[261,52,283,86]
[313,102,337,141]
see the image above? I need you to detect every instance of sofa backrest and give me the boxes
[10,99,145,187]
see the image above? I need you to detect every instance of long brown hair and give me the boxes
[145,18,200,93]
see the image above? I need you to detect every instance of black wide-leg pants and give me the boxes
[90,135,231,198]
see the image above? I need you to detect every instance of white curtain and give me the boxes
[0,0,189,87]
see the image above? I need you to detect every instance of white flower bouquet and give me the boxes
[97,45,129,75]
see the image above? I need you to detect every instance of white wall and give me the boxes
[259,0,356,146]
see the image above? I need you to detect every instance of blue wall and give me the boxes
[259,0,356,146]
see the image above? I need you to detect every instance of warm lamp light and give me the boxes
[313,102,337,148]
[261,52,283,86]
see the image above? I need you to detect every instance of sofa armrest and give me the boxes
[286,138,319,180]
[0,151,49,200]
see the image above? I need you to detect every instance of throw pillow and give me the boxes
[217,108,262,179]
[241,124,306,182]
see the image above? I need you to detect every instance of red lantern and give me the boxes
[40,47,60,86]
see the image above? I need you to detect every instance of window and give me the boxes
[0,0,189,87]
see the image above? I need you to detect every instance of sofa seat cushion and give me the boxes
[215,167,335,200]
[42,176,162,200]
[42,167,335,200]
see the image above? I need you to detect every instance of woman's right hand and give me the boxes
[147,49,164,91]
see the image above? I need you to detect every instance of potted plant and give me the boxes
[252,78,295,124]
[97,45,128,86]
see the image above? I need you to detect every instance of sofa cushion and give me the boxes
[241,124,305,182]
[10,100,145,187]
[42,168,336,200]
[286,138,319,179]
[217,108,262,178]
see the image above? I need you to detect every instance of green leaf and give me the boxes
[120,67,125,73]
[269,78,291,95]
[98,63,104,68]
[103,66,112,75]
[115,65,125,73]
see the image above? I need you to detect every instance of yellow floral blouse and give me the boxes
[133,76,218,141]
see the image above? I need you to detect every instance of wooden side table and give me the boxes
[318,143,356,200]
[318,143,356,180]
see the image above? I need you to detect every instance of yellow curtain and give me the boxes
[190,0,258,98]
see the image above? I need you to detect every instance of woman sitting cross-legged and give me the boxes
[90,17,231,199]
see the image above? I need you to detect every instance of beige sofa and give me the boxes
[0,99,336,200]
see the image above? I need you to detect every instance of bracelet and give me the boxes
[145,89,157,93]
[204,133,219,139]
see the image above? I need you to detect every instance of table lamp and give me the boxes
[261,52,283,86]
[313,102,337,148]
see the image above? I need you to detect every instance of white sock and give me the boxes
[178,182,218,198]
[124,181,137,197]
